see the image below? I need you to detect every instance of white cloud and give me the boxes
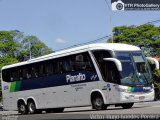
[55,38,66,44]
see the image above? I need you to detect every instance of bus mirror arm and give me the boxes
[103,58,122,71]
[146,57,159,70]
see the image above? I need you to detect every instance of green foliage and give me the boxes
[153,69,160,78]
[153,69,160,93]
[108,24,160,57]
[0,31,20,58]
[153,70,160,100]
[0,30,53,64]
[0,57,18,69]
[0,30,54,101]
[20,35,53,60]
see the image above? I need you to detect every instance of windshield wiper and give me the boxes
[139,73,149,86]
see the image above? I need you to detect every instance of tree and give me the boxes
[0,31,21,58]
[108,24,160,57]
[108,24,160,100]
[0,30,53,63]
[0,30,53,101]
[21,35,53,60]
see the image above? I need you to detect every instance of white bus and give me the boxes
[1,43,158,114]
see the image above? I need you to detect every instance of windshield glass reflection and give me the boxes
[116,52,152,86]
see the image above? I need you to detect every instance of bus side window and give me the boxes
[10,69,19,81]
[31,65,39,78]
[45,61,53,75]
[74,54,85,70]
[21,67,31,79]
[10,73,14,81]
[62,57,73,73]
[39,63,45,77]
[53,60,62,74]
[72,52,95,71]
[93,50,120,83]
[18,69,23,80]
[85,54,95,71]
[105,61,120,84]
[26,67,31,79]
[2,69,10,82]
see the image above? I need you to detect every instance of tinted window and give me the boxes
[93,50,120,83]
[2,52,95,82]
[2,69,10,82]
[71,52,95,72]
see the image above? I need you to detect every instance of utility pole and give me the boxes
[105,0,113,43]
[28,39,32,59]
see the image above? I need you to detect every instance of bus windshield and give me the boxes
[116,51,152,87]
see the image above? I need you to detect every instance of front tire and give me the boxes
[121,103,134,109]
[91,94,107,110]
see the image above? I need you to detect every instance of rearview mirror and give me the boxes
[103,58,122,71]
[146,57,159,70]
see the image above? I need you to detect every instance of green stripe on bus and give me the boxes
[128,87,134,92]
[10,82,16,92]
[15,81,21,91]
[10,81,21,92]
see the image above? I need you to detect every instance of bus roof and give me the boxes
[1,43,140,70]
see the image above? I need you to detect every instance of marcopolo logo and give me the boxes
[66,73,86,83]
[112,0,124,11]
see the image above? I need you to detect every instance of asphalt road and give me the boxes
[1,101,160,120]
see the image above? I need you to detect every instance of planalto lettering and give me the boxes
[66,73,86,83]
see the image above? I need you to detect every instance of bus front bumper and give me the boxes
[120,90,154,103]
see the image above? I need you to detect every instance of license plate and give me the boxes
[139,96,145,100]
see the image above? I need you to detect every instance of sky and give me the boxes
[0,0,160,51]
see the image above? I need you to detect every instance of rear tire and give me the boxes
[28,100,41,114]
[91,94,107,110]
[121,103,134,109]
[18,102,28,114]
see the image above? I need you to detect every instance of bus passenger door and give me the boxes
[92,50,121,104]
[103,61,121,103]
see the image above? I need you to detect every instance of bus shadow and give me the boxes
[14,105,152,115]
[62,106,151,113]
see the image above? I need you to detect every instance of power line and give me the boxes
[82,19,160,47]
[145,19,160,25]
[79,35,111,44]
[56,0,160,52]
[55,0,113,51]
[55,35,112,51]
[57,19,160,51]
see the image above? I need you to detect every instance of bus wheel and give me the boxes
[91,94,106,110]
[121,103,134,109]
[28,100,40,114]
[18,102,27,114]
